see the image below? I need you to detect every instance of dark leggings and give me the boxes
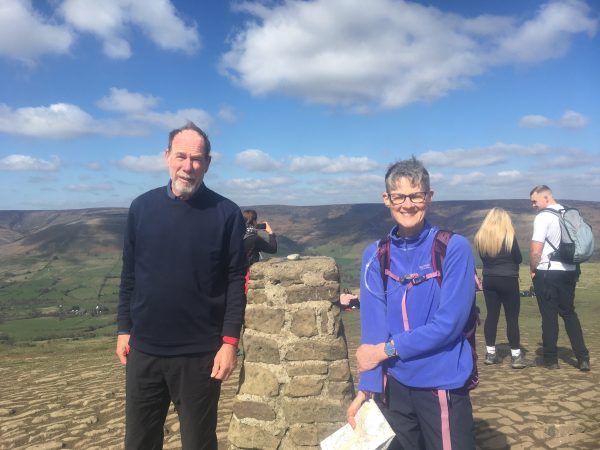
[482,275,521,349]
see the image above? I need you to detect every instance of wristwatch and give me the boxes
[384,340,397,358]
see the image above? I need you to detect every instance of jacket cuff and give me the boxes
[223,336,240,346]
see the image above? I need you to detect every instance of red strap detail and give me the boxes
[437,389,452,450]
[222,336,240,346]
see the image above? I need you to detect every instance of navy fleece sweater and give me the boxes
[117,184,247,356]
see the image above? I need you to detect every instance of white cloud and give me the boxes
[493,0,598,64]
[0,86,213,138]
[59,0,200,59]
[289,155,379,173]
[97,87,159,113]
[0,0,199,63]
[86,162,103,170]
[0,102,149,138]
[448,172,486,186]
[114,152,165,172]
[0,154,61,171]
[558,110,589,128]
[420,143,550,168]
[497,170,521,178]
[97,87,213,131]
[0,102,97,138]
[0,0,74,65]
[224,176,291,191]
[519,110,589,128]
[138,109,213,131]
[235,149,282,171]
[519,115,553,128]
[218,106,237,123]
[65,183,114,192]
[221,0,598,110]
[543,148,596,168]
[97,88,213,129]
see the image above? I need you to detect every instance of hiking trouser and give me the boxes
[383,376,475,450]
[482,275,521,349]
[125,348,221,450]
[533,269,589,363]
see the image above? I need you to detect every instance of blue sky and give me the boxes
[0,0,598,210]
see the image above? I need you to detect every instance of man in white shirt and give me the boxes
[529,185,590,371]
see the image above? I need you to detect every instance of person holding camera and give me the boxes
[242,209,277,267]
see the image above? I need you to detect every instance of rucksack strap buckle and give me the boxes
[410,274,427,285]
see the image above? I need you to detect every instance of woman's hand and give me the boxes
[264,221,273,235]
[346,390,367,429]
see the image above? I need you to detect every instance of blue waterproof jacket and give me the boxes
[357,221,475,392]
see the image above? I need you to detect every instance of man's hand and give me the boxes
[530,240,543,275]
[211,343,238,381]
[116,334,131,365]
[356,343,388,373]
[346,391,367,429]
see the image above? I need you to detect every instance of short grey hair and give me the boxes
[385,156,430,192]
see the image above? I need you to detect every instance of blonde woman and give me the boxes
[474,207,528,369]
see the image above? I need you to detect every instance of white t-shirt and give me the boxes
[531,203,575,271]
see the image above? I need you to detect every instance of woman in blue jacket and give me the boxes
[347,157,476,450]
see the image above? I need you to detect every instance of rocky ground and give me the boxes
[1,317,599,450]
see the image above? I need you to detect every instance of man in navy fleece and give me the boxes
[116,122,247,449]
[346,157,476,449]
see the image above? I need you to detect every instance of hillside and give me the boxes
[1,199,599,263]
[0,200,598,343]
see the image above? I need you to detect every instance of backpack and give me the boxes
[376,229,480,391]
[541,207,594,264]
[243,227,259,265]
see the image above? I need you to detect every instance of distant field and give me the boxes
[1,252,598,346]
[0,254,121,344]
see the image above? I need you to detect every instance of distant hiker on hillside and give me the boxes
[116,122,247,449]
[346,157,477,449]
[529,185,590,371]
[474,207,529,369]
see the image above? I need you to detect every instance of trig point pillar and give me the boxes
[228,256,354,450]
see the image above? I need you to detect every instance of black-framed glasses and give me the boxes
[386,191,429,205]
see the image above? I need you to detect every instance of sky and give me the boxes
[0,0,599,210]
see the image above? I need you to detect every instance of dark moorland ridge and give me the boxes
[0,199,598,263]
[0,200,600,259]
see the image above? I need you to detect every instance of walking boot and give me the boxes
[484,353,499,365]
[511,353,529,369]
[578,359,590,372]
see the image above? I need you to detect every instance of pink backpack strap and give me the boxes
[437,389,453,450]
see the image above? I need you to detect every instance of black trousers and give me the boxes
[533,270,589,363]
[482,275,521,349]
[125,348,221,450]
[384,376,475,450]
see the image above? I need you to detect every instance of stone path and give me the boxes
[1,320,599,449]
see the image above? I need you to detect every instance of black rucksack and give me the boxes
[376,229,480,390]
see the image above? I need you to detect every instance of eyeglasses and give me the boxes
[386,191,429,205]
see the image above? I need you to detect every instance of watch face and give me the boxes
[384,341,395,357]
